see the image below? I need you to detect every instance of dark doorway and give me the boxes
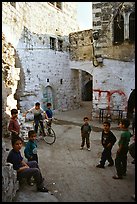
[82,80,92,101]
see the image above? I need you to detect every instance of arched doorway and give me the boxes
[82,80,93,101]
[42,85,54,111]
[81,71,93,102]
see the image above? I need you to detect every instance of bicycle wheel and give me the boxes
[43,128,56,145]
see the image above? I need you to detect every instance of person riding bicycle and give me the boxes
[23,102,48,136]
[45,102,53,127]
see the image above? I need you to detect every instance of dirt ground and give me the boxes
[4,103,135,202]
[4,120,135,202]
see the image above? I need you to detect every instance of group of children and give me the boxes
[7,102,53,193]
[80,116,134,180]
[6,103,135,194]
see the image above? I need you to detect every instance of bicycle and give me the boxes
[33,118,56,145]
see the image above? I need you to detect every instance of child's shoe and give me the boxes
[112,174,123,179]
[96,164,105,168]
[87,148,91,151]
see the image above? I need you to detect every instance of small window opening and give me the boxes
[58,39,63,51]
[50,37,56,50]
[60,79,63,84]
[10,2,16,8]
[49,2,55,5]
[47,78,49,82]
[56,2,62,10]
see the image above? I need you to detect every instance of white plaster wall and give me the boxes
[2,2,79,49]
[18,46,78,111]
[2,2,81,112]
[70,58,135,111]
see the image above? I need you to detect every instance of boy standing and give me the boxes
[23,102,48,136]
[80,116,92,151]
[24,130,38,163]
[113,118,131,179]
[96,121,116,168]
[8,109,20,141]
[7,136,48,192]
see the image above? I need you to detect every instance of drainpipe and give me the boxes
[92,31,100,67]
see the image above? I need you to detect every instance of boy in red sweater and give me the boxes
[8,109,20,141]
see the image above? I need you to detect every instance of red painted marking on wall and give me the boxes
[93,89,127,111]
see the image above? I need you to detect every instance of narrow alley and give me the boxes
[4,105,135,202]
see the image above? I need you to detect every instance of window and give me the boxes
[56,2,62,10]
[113,14,124,45]
[49,2,62,10]
[49,2,54,5]
[58,39,63,51]
[10,2,16,8]
[129,12,135,43]
[50,37,56,50]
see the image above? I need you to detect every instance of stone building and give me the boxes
[69,2,135,119]
[2,2,80,118]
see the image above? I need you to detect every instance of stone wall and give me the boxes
[2,140,19,202]
[2,2,81,113]
[2,33,20,202]
[2,33,20,135]
[69,29,93,61]
[92,2,135,60]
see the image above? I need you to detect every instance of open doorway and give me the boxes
[81,71,93,102]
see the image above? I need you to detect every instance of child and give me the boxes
[80,116,92,151]
[8,109,20,141]
[113,118,131,179]
[23,102,48,136]
[7,136,48,192]
[96,121,116,168]
[46,102,53,127]
[24,130,38,163]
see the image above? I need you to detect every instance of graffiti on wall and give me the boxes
[93,89,127,112]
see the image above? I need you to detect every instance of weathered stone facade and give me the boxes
[69,2,135,118]
[2,33,20,136]
[2,2,80,115]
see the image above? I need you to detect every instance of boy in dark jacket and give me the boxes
[96,121,117,168]
[80,116,92,151]
[7,136,48,192]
